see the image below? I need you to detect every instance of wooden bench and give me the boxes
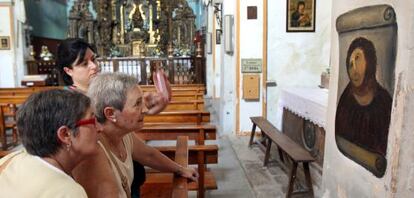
[0,86,205,105]
[136,123,218,198]
[164,100,204,111]
[144,110,210,125]
[141,136,190,198]
[172,136,189,198]
[169,92,203,101]
[0,104,18,151]
[156,144,218,165]
[145,145,218,198]
[137,124,216,145]
[136,122,217,198]
[141,137,218,198]
[0,93,203,106]
[0,84,204,96]
[249,116,315,198]
[0,87,59,105]
[141,84,205,93]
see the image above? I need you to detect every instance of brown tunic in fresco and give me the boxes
[335,83,392,156]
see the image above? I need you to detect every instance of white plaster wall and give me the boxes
[266,0,332,129]
[212,0,331,134]
[238,0,264,132]
[0,0,26,88]
[14,0,26,88]
[219,0,237,135]
[205,5,214,98]
[214,36,221,98]
[322,1,414,197]
[393,3,414,196]
[0,2,15,87]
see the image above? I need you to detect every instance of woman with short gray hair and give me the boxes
[0,89,100,197]
[72,73,198,198]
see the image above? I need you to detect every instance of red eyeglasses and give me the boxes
[75,117,96,127]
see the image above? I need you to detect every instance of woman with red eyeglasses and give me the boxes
[0,89,100,197]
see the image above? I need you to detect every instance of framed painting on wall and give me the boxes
[286,0,316,32]
[0,36,10,50]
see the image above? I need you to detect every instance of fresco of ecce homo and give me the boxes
[335,5,397,178]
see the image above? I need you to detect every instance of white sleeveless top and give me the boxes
[98,133,134,198]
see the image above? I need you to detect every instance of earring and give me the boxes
[66,143,71,151]
[113,118,117,123]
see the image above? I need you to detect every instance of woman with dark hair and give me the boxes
[56,38,99,92]
[0,89,100,197]
[335,37,392,177]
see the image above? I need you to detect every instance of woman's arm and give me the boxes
[131,134,199,181]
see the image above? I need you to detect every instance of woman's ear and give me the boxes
[56,126,72,145]
[103,106,116,121]
[63,67,73,77]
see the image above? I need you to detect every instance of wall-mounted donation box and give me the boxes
[243,74,260,100]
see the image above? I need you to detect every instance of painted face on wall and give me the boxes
[348,47,367,87]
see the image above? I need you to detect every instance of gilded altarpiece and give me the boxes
[68,0,196,58]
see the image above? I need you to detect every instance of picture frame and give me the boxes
[286,0,316,32]
[0,36,10,50]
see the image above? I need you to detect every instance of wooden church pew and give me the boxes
[0,104,17,151]
[141,136,191,198]
[141,140,218,198]
[144,110,210,125]
[137,124,216,145]
[0,85,205,105]
[164,100,205,111]
[137,122,217,198]
[172,136,189,198]
[169,92,204,101]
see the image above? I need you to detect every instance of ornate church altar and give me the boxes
[68,0,198,58]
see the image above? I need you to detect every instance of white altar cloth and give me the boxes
[278,87,328,129]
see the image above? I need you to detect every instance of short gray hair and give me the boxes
[88,73,140,123]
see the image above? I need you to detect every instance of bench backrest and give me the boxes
[137,124,216,144]
[144,110,210,124]
[157,144,218,165]
[164,100,204,111]
[0,85,205,104]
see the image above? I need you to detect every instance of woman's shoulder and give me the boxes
[45,177,88,198]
